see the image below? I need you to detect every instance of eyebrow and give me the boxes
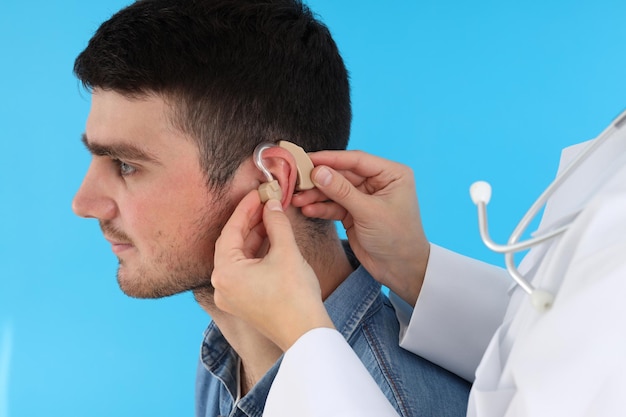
[81,134,162,165]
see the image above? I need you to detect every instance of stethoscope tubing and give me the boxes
[471,109,626,311]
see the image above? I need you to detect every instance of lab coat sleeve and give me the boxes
[390,244,510,381]
[264,328,400,417]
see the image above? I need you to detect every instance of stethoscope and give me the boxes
[469,109,626,312]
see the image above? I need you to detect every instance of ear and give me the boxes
[256,146,298,208]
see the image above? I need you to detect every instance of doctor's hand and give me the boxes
[292,150,428,307]
[212,190,335,351]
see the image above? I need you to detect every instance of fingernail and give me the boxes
[314,166,332,187]
[266,199,283,212]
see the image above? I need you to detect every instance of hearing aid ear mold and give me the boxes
[258,180,282,203]
[253,141,315,203]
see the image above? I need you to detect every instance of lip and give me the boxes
[104,237,134,255]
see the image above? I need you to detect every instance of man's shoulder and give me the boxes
[324,265,382,337]
[339,270,472,417]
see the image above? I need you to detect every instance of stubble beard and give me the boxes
[103,196,233,300]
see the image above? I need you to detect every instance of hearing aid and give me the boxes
[277,141,315,191]
[253,141,315,203]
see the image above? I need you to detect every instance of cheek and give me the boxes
[158,193,229,250]
[120,172,236,254]
[119,190,201,246]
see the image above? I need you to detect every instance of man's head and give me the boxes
[72,0,351,299]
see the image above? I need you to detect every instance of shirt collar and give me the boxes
[200,257,381,416]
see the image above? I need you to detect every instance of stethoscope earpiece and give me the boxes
[531,289,554,312]
[470,181,492,205]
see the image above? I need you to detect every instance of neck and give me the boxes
[195,218,353,393]
[305,230,354,300]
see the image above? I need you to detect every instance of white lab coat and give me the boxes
[264,116,626,417]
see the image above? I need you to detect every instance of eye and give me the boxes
[114,159,137,177]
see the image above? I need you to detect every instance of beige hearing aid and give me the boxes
[253,141,315,203]
[277,141,315,191]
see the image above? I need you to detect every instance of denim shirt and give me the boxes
[196,265,471,417]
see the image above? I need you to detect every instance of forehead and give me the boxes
[85,89,192,157]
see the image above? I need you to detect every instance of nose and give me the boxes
[72,160,117,220]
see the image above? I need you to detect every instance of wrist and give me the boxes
[277,306,335,351]
[386,242,430,307]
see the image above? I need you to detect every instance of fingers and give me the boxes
[305,165,369,219]
[299,200,348,221]
[291,187,349,221]
[291,187,328,207]
[314,151,413,192]
[214,190,263,266]
[299,150,413,205]
[294,150,410,209]
[308,150,390,178]
[292,162,375,221]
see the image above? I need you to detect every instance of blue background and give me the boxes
[1,1,625,416]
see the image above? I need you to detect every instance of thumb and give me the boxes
[214,189,263,266]
[311,165,365,216]
[263,199,299,254]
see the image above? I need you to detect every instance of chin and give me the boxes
[117,278,180,299]
[116,264,212,299]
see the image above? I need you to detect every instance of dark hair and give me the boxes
[74,0,351,189]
